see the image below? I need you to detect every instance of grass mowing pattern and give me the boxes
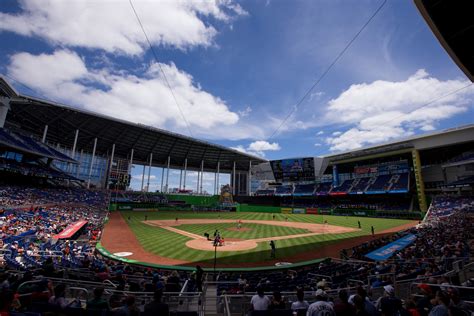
[177,223,309,239]
[121,211,411,265]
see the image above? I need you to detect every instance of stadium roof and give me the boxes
[414,0,474,82]
[325,124,474,164]
[0,77,265,172]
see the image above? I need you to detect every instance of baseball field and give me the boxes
[99,211,417,269]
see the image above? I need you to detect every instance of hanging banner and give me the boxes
[365,234,416,261]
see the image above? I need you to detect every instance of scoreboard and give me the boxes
[270,157,315,182]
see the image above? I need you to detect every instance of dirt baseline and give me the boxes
[143,219,358,252]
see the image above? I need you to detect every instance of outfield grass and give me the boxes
[120,211,412,265]
[177,222,310,239]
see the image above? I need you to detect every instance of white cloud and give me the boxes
[0,0,247,55]
[248,140,281,152]
[314,143,322,147]
[238,106,252,117]
[232,140,280,157]
[324,69,474,151]
[316,131,324,135]
[8,50,243,133]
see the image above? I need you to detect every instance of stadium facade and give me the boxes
[250,125,474,214]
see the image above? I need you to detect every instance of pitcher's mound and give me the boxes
[186,238,258,251]
[227,227,252,232]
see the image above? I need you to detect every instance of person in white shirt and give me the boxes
[250,286,271,311]
[307,289,335,316]
[291,288,309,311]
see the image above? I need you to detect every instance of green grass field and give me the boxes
[177,222,310,239]
[119,211,412,265]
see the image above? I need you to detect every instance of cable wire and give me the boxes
[268,0,388,141]
[129,0,194,137]
[313,81,474,156]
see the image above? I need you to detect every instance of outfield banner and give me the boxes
[281,208,292,214]
[54,220,88,239]
[365,234,417,261]
[292,208,305,214]
[306,208,318,214]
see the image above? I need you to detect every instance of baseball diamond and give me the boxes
[100,211,417,269]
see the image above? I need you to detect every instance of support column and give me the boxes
[165,156,170,193]
[232,161,236,195]
[412,149,428,212]
[160,167,165,192]
[87,138,97,188]
[107,143,115,189]
[0,97,11,128]
[68,129,79,173]
[128,149,134,190]
[216,161,220,195]
[179,168,183,191]
[200,160,204,194]
[196,168,200,194]
[248,160,252,196]
[147,153,153,192]
[77,149,83,178]
[183,158,188,189]
[141,164,146,191]
[42,125,48,143]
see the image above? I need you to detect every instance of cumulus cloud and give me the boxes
[324,69,474,151]
[0,0,247,55]
[232,140,280,157]
[8,49,241,133]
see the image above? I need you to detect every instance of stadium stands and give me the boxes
[293,184,316,196]
[254,189,276,196]
[274,185,293,196]
[0,128,75,163]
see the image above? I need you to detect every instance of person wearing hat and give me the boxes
[416,284,434,316]
[376,285,403,316]
[307,289,335,316]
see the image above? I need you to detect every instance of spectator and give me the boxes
[354,295,371,316]
[447,287,471,315]
[428,291,449,316]
[196,265,204,292]
[416,284,434,316]
[87,287,110,311]
[406,300,421,316]
[269,291,285,310]
[334,289,355,316]
[291,288,309,312]
[376,285,402,316]
[48,283,77,310]
[144,290,169,316]
[113,295,139,316]
[307,289,335,316]
[249,286,270,311]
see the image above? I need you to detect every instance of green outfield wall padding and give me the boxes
[238,204,282,213]
[165,194,220,206]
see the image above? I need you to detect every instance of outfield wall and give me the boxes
[165,194,219,206]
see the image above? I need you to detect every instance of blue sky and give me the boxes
[1,0,473,192]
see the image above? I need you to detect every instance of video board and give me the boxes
[270,157,315,182]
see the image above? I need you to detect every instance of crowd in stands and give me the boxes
[428,196,474,218]
[0,186,108,208]
[0,185,473,315]
[110,191,168,204]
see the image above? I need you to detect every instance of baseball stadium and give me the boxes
[0,1,473,316]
